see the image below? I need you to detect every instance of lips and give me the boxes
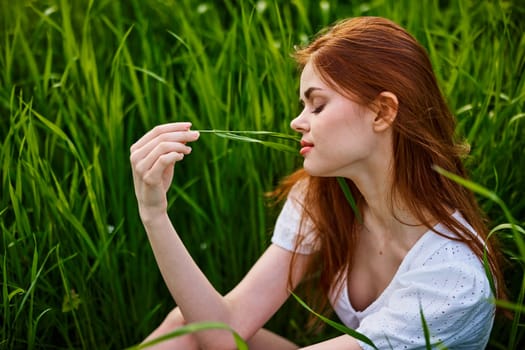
[300,140,314,156]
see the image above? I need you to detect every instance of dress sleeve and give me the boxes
[270,186,318,255]
[356,259,495,350]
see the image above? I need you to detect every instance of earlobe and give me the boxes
[373,91,398,132]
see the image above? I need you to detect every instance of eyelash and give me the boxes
[299,101,325,114]
[312,104,325,114]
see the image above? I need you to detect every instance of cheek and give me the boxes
[341,103,375,135]
[330,114,375,154]
[311,101,372,144]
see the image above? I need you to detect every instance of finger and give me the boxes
[142,152,183,186]
[130,122,193,152]
[132,141,192,178]
[130,130,199,167]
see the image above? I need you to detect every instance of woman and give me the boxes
[130,16,504,349]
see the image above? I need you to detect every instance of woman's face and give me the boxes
[291,61,380,178]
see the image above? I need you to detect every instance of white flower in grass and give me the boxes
[256,1,267,13]
[359,4,371,12]
[197,3,209,14]
[44,6,58,16]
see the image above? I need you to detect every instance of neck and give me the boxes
[344,159,429,244]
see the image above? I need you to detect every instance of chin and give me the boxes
[303,162,345,178]
[303,164,332,177]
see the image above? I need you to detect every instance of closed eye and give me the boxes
[313,104,325,114]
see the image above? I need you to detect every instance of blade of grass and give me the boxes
[432,165,525,258]
[290,292,378,349]
[419,305,448,349]
[197,129,300,142]
[214,133,298,153]
[197,129,300,153]
[336,177,362,223]
[419,304,432,350]
[125,321,248,350]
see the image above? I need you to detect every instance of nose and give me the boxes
[290,109,309,133]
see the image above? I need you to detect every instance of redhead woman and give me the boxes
[130,16,504,349]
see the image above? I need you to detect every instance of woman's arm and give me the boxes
[141,307,199,349]
[130,122,310,350]
[140,245,310,350]
[142,216,309,349]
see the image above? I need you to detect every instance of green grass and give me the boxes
[0,0,524,349]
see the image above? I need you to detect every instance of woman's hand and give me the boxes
[130,122,200,223]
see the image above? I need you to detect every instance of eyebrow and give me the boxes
[303,87,322,100]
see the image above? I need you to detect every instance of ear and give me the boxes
[372,91,398,132]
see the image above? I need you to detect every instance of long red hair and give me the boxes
[271,16,506,316]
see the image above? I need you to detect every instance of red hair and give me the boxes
[271,16,506,316]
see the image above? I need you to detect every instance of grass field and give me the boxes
[1,0,524,349]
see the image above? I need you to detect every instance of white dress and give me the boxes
[271,195,495,349]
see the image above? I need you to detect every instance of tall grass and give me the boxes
[0,0,524,349]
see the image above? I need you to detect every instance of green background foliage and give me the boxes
[1,0,524,348]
